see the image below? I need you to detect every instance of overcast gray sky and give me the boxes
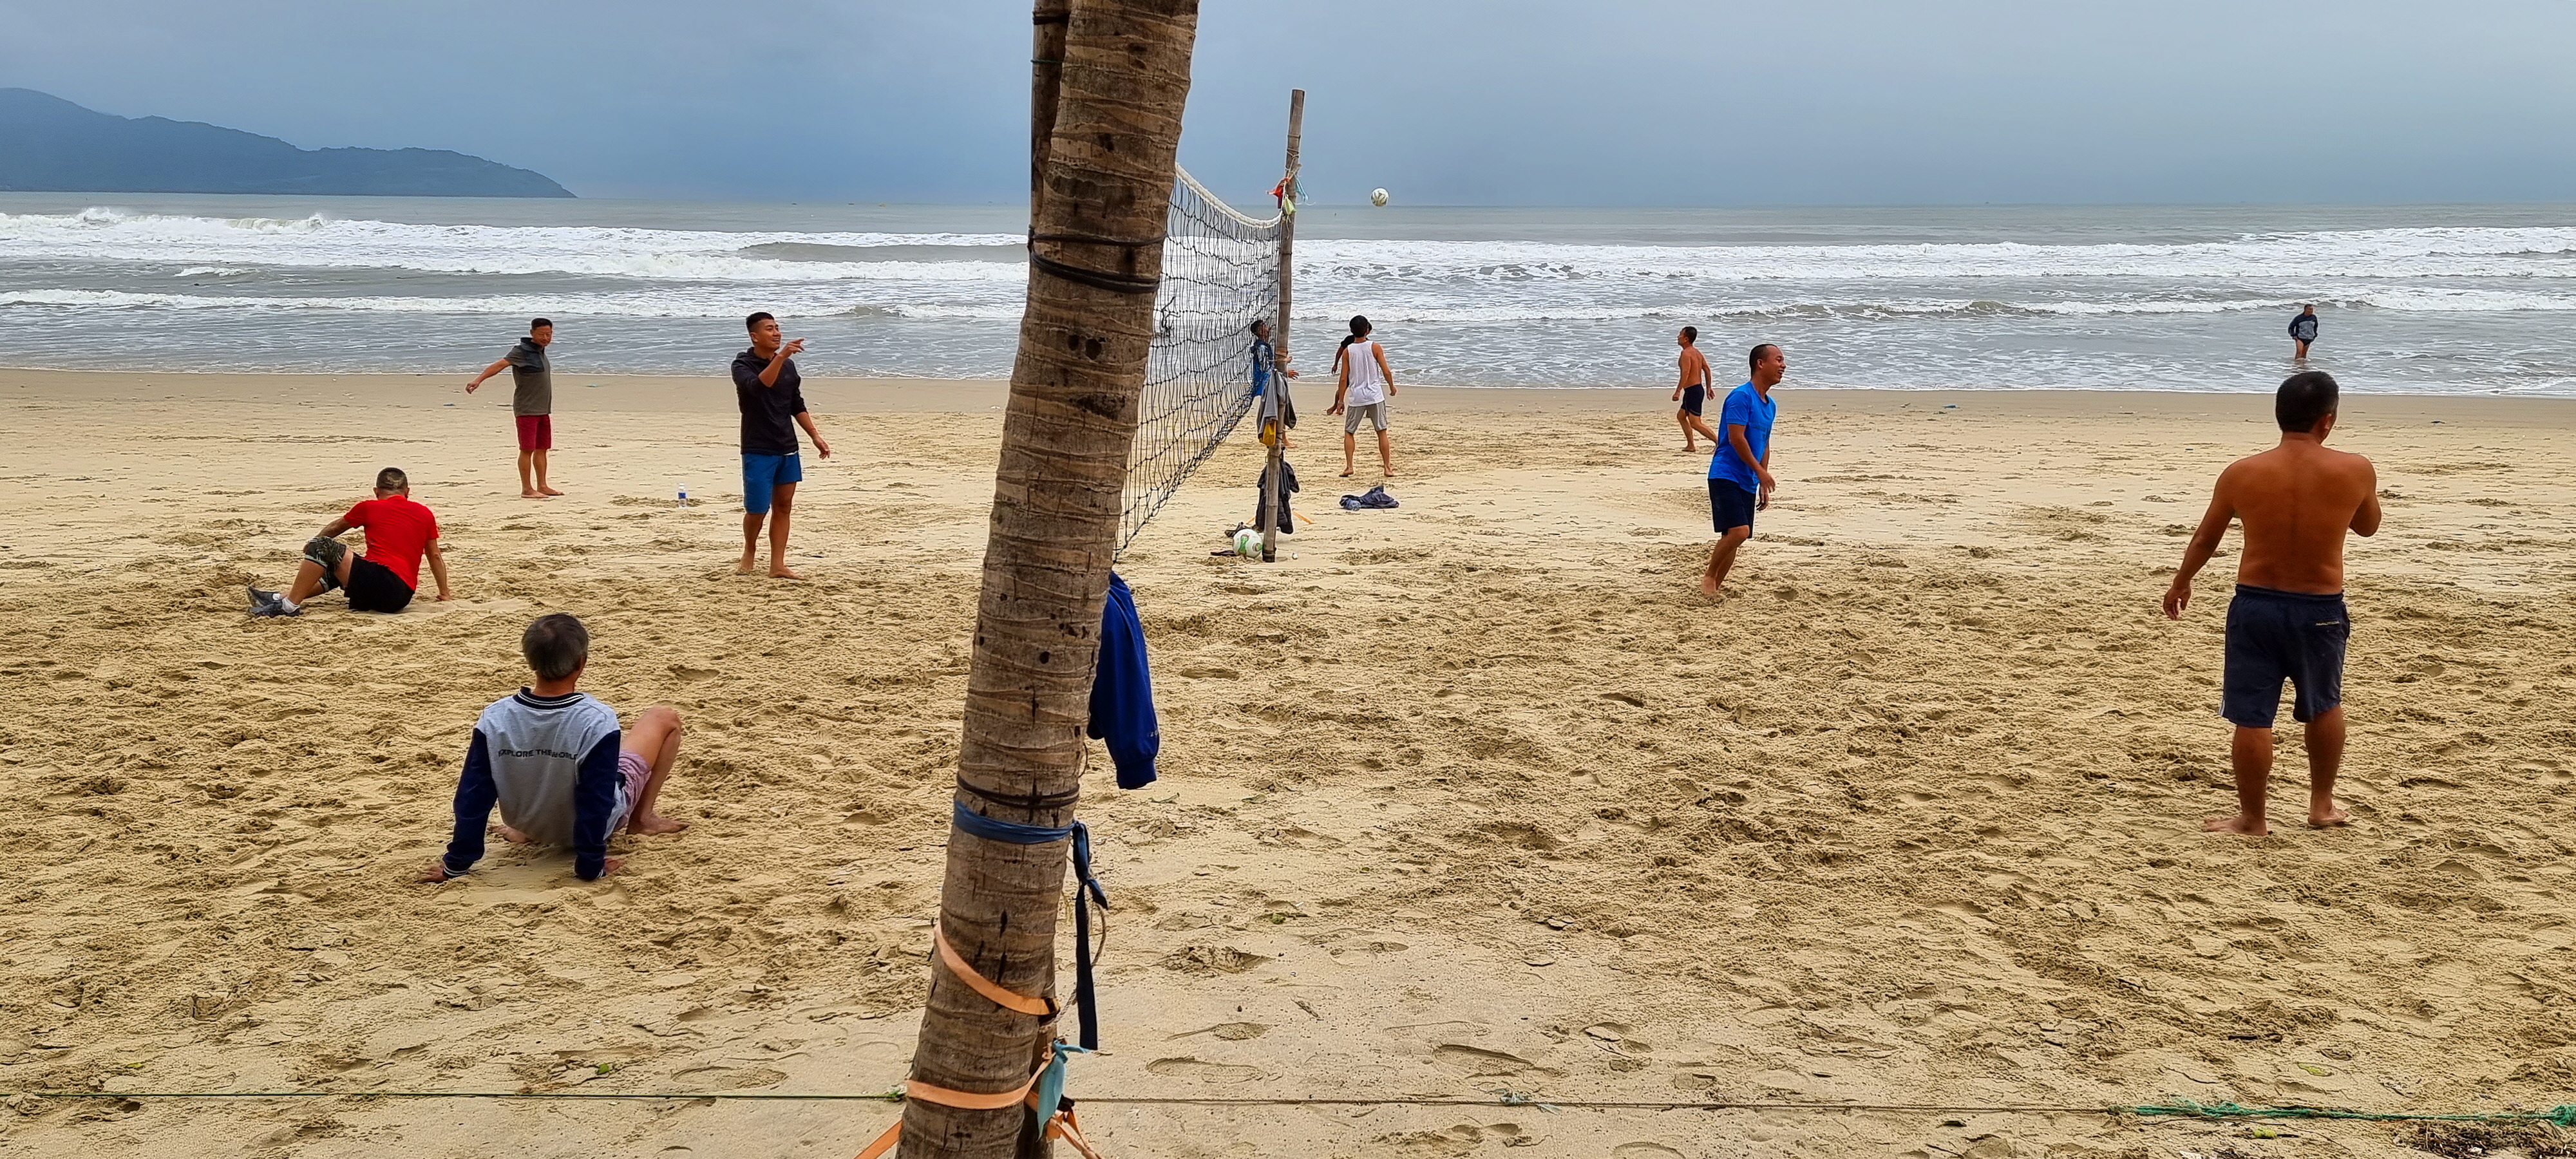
[5,0,2575,206]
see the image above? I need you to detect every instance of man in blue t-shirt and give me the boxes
[1703,343,1785,598]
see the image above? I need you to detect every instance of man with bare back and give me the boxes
[2163,371,2380,836]
[1671,326,1718,452]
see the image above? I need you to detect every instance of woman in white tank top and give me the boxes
[1329,314,1399,477]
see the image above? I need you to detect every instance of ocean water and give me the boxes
[2,193,2571,395]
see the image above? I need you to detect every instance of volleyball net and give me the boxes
[1117,166,1282,556]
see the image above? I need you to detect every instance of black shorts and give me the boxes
[345,556,417,614]
[2221,585,2348,728]
[1709,478,1757,534]
[1680,384,1707,417]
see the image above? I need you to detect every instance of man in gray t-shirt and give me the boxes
[468,317,565,497]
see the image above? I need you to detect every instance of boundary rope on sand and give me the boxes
[16,1089,2576,1127]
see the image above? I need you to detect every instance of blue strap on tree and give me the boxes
[949,800,1111,1050]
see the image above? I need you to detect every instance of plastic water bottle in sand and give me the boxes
[677,488,688,507]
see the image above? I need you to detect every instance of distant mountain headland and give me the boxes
[0,88,573,198]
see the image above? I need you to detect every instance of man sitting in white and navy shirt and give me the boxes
[422,614,689,883]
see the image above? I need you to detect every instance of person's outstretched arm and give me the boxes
[465,357,511,394]
[1375,344,1397,396]
[2164,470,2239,618]
[1329,348,1351,414]
[795,410,831,458]
[758,339,806,387]
[424,730,500,881]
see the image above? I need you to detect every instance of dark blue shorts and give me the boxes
[1709,478,1756,534]
[741,452,804,514]
[2222,585,2349,728]
[1680,384,1706,417]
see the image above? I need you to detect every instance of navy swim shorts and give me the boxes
[2221,584,2349,728]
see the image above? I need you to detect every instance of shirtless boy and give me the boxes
[422,613,688,883]
[1671,326,1718,452]
[2163,371,2380,836]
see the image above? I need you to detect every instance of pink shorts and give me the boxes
[608,749,652,831]
[515,413,553,451]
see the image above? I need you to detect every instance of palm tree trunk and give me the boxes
[898,2,1200,1157]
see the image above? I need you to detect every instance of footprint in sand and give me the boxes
[670,1065,786,1089]
[1168,1022,1269,1042]
[1144,1057,1265,1083]
[1611,1145,1683,1159]
[1432,1044,1558,1078]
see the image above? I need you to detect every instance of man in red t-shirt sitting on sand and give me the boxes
[250,467,453,617]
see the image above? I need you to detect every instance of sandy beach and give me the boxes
[3,368,2573,1158]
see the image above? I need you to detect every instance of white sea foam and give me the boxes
[5,204,2574,392]
[10,285,2575,323]
[1293,229,2576,283]
[0,209,1025,283]
[9,209,2576,285]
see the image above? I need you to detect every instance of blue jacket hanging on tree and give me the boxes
[1088,572,1160,788]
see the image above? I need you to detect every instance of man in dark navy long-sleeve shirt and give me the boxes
[2289,305,2320,361]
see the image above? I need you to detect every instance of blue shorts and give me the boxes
[741,452,804,513]
[2221,585,2349,728]
[1709,478,1756,534]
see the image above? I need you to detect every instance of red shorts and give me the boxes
[515,414,553,451]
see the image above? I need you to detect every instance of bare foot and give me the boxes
[629,812,690,836]
[521,489,542,498]
[2202,814,2269,837]
[1383,469,1399,477]
[2308,803,2351,828]
[770,566,806,580]
[537,486,565,496]
[735,554,758,574]
[495,822,531,844]
[1339,467,1354,478]
[1700,573,1721,598]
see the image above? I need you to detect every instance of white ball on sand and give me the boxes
[1370,188,1390,207]
[1234,528,1260,558]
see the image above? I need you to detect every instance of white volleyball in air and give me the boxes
[1370,187,1390,207]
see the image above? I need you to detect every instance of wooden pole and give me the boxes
[898,2,1200,1157]
[1258,88,1303,563]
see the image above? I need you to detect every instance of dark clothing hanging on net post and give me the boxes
[1254,458,1298,534]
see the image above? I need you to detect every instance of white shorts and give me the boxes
[1343,400,1389,433]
